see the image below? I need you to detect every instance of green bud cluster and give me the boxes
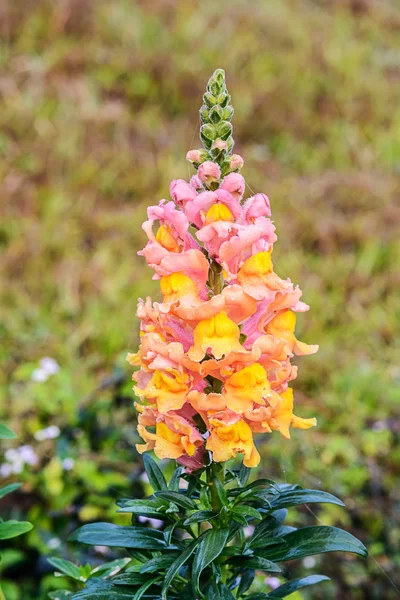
[188,69,243,177]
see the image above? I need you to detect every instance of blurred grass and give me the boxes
[1,0,400,598]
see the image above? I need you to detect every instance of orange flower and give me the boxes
[188,311,245,361]
[135,369,190,414]
[223,363,270,413]
[206,419,260,467]
[266,311,318,356]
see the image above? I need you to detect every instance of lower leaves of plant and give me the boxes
[49,455,367,599]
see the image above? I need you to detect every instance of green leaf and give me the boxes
[262,526,368,562]
[169,467,183,491]
[228,479,275,497]
[183,510,217,526]
[70,578,138,599]
[48,591,73,600]
[132,577,161,599]
[154,491,197,511]
[0,520,33,540]
[192,528,230,595]
[270,489,344,510]
[140,555,175,574]
[0,483,21,499]
[68,523,170,550]
[111,572,150,585]
[116,498,169,518]
[239,463,251,486]
[268,575,330,597]
[231,505,262,521]
[213,476,228,505]
[0,424,17,439]
[162,537,204,600]
[206,581,235,599]
[91,558,132,578]
[227,555,280,573]
[250,511,288,548]
[237,569,255,596]
[48,557,84,582]
[143,454,167,492]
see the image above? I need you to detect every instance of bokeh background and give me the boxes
[1,0,400,598]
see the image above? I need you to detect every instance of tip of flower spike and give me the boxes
[186,69,238,175]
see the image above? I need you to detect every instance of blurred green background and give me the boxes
[1,0,400,598]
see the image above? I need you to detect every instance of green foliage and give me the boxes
[1,0,399,597]
[56,460,365,599]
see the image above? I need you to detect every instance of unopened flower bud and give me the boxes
[243,193,271,220]
[198,161,221,185]
[186,149,209,164]
[221,172,246,202]
[229,154,244,171]
[170,179,197,206]
[190,174,203,191]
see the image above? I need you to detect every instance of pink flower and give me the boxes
[170,179,197,206]
[139,201,199,268]
[220,173,246,201]
[190,175,204,191]
[218,221,277,278]
[154,249,210,292]
[241,193,271,222]
[229,154,244,171]
[177,446,206,472]
[186,149,208,164]
[184,189,241,228]
[198,161,221,185]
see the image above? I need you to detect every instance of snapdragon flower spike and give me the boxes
[130,69,318,470]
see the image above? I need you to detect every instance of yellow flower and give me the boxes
[238,251,273,281]
[266,311,318,356]
[188,310,245,361]
[160,272,198,302]
[204,203,235,225]
[224,363,270,413]
[206,419,260,468]
[269,388,316,439]
[237,251,292,299]
[135,369,190,414]
[156,224,181,252]
[137,417,203,460]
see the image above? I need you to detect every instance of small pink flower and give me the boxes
[229,154,244,170]
[170,179,197,206]
[220,173,245,202]
[184,190,241,228]
[190,175,203,191]
[211,139,228,152]
[198,161,221,185]
[186,149,208,164]
[241,193,271,222]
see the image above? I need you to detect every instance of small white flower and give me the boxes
[265,577,281,590]
[47,537,61,549]
[94,545,109,555]
[34,425,60,441]
[0,463,13,477]
[139,472,149,484]
[138,516,164,528]
[244,526,255,538]
[31,357,60,382]
[40,357,60,375]
[303,556,316,568]
[62,458,74,471]
[19,445,38,466]
[12,462,24,474]
[5,449,18,461]
[31,368,49,382]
